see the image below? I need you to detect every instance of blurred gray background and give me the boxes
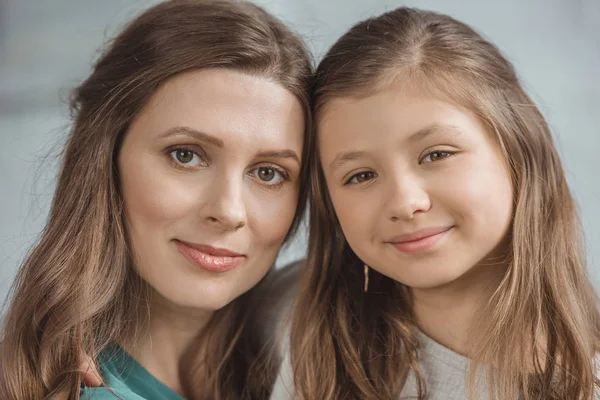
[1,0,599,311]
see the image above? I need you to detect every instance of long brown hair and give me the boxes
[0,1,312,399]
[290,7,600,400]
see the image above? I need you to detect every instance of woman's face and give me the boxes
[119,68,305,311]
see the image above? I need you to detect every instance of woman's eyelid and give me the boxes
[252,162,291,181]
[167,146,209,169]
[248,167,288,189]
[165,144,295,184]
[167,140,209,154]
[268,165,290,179]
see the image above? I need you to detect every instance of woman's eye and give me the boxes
[252,166,288,186]
[421,150,453,163]
[169,149,204,167]
[346,171,377,185]
[257,167,276,182]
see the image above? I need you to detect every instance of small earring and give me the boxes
[364,264,369,292]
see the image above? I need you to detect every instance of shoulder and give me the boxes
[80,387,144,400]
[80,387,117,399]
[261,261,304,400]
[79,347,146,400]
[254,259,304,335]
[270,342,296,400]
[260,259,304,298]
[595,353,600,399]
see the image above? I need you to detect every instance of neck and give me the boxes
[123,290,213,395]
[411,261,507,357]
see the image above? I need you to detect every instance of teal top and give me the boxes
[80,345,185,400]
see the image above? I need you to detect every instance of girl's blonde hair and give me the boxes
[0,1,312,398]
[291,7,600,399]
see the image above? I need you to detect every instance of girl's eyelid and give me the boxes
[341,168,371,184]
[344,170,378,185]
[419,147,458,163]
[419,144,457,154]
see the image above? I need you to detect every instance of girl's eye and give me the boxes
[346,171,377,185]
[169,149,205,167]
[251,166,288,186]
[421,150,454,163]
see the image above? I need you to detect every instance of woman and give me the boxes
[0,1,312,399]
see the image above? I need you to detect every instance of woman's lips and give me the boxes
[175,240,246,272]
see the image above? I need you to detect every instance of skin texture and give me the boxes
[115,68,305,392]
[319,83,513,354]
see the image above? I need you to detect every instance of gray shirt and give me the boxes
[271,332,600,399]
[266,263,600,399]
[267,262,483,399]
[270,331,485,400]
[399,331,486,400]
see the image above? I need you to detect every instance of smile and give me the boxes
[387,226,454,254]
[174,240,246,272]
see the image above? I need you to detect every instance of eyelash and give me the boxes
[344,149,455,185]
[168,146,207,169]
[344,171,377,185]
[167,147,290,189]
[420,149,455,163]
[249,164,290,189]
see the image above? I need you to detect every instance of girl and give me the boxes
[0,0,312,399]
[286,6,600,400]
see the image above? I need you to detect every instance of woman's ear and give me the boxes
[79,352,102,387]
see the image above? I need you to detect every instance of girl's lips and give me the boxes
[388,226,453,254]
[175,240,246,272]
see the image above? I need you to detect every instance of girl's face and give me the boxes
[119,69,305,311]
[318,83,513,289]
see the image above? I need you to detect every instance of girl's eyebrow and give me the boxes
[328,124,463,172]
[329,150,367,173]
[407,123,463,143]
